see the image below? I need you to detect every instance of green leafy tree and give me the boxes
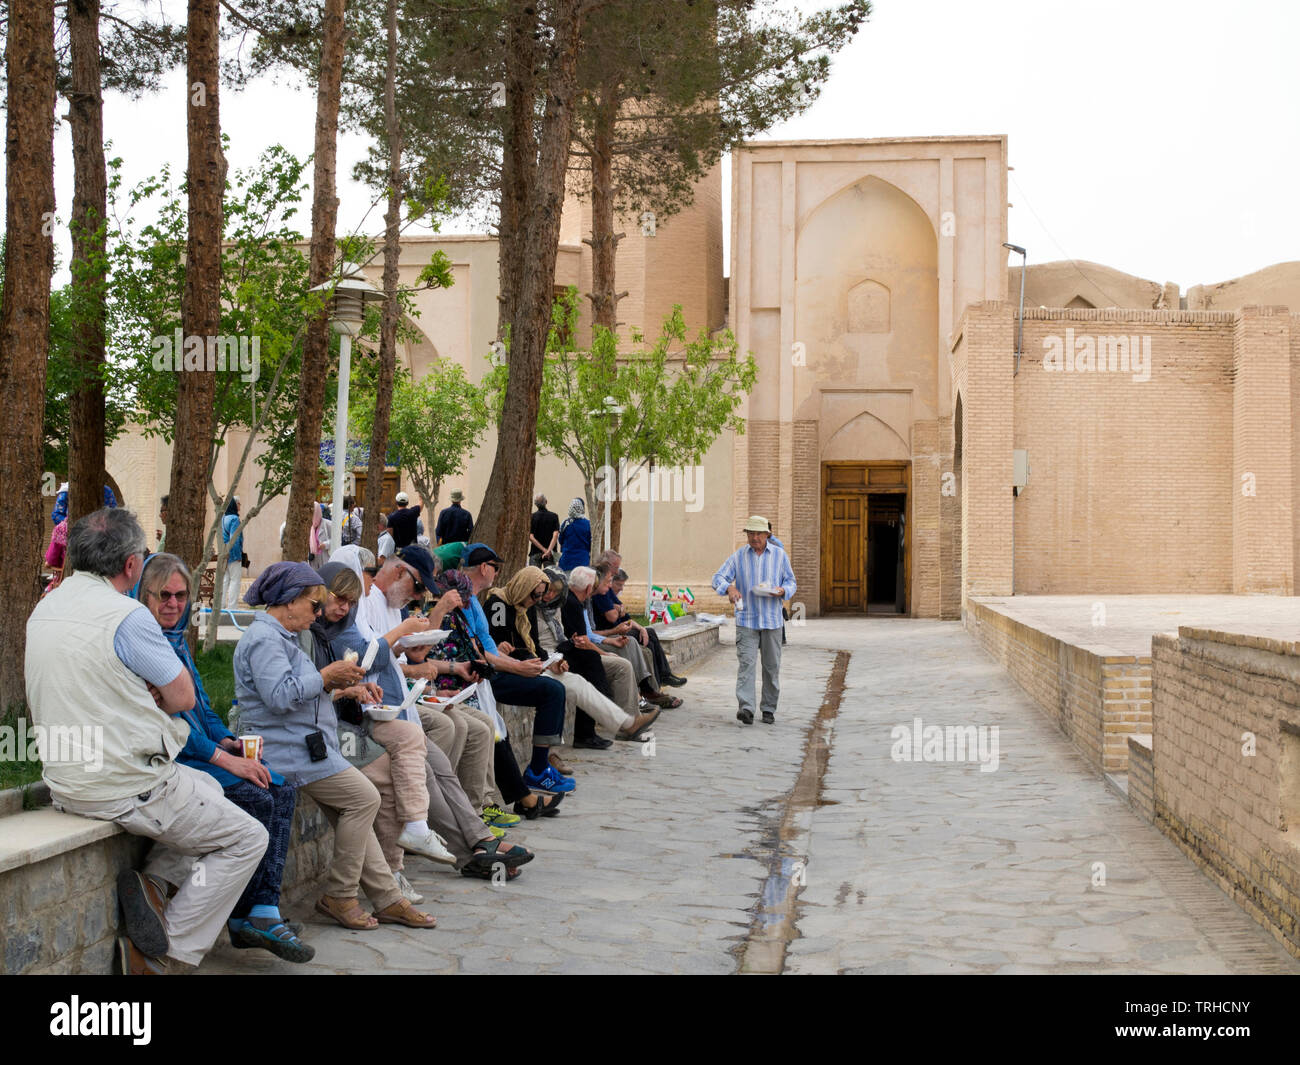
[352,359,490,514]
[492,287,755,556]
[109,144,326,648]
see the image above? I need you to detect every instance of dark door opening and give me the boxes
[867,493,904,614]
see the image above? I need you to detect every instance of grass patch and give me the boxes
[195,644,236,726]
[0,709,43,791]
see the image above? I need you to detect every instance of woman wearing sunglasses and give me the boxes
[234,561,436,932]
[131,553,313,963]
[483,566,659,744]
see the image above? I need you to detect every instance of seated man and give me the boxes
[591,557,685,688]
[26,507,268,975]
[457,543,574,794]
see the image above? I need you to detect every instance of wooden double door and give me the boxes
[821,461,910,614]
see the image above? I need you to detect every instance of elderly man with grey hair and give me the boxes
[26,507,268,975]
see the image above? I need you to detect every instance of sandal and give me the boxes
[647,692,683,709]
[373,898,437,929]
[513,792,563,820]
[231,919,316,963]
[315,895,378,931]
[469,838,534,870]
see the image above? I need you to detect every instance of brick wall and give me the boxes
[1128,733,1155,823]
[1233,307,1294,594]
[950,304,1014,600]
[911,419,942,618]
[1151,626,1300,959]
[965,598,1151,773]
[792,420,820,615]
[938,414,962,619]
[960,305,1239,595]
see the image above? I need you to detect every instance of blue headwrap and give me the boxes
[243,561,323,607]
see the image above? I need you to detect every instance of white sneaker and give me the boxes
[397,826,457,865]
[395,871,424,904]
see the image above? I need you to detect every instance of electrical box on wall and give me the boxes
[1013,449,1030,493]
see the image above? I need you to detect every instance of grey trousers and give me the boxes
[610,638,653,684]
[600,653,639,715]
[736,625,783,716]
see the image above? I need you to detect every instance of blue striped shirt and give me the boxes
[712,543,796,630]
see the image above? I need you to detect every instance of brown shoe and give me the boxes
[117,870,170,957]
[548,750,573,776]
[116,936,168,975]
[617,707,660,741]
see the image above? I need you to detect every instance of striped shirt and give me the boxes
[712,543,796,630]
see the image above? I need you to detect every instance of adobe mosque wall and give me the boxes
[106,137,1300,617]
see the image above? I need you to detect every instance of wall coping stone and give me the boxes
[0,808,123,877]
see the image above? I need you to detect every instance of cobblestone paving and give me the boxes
[200,618,1300,975]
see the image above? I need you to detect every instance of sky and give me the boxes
[29,0,1300,292]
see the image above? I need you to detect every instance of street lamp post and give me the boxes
[309,262,385,554]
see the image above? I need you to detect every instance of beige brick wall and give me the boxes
[961,306,1240,595]
[792,420,820,615]
[911,419,942,618]
[965,599,1151,773]
[1233,307,1294,594]
[939,414,962,619]
[951,303,1015,600]
[1151,626,1300,959]
[1128,733,1155,823]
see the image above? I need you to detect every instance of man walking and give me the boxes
[712,515,796,725]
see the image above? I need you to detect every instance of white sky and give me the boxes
[31,0,1300,291]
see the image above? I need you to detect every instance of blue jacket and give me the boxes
[558,517,591,570]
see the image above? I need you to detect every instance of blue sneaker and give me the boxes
[522,764,576,794]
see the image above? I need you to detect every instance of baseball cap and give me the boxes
[395,545,437,591]
[462,542,502,568]
[395,491,409,505]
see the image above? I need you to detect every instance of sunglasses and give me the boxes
[528,588,545,602]
[306,597,325,616]
[155,589,189,603]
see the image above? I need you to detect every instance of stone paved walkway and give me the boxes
[199,619,1300,975]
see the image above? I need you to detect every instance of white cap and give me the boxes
[395,491,409,505]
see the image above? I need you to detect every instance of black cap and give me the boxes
[395,545,437,592]
[463,543,501,568]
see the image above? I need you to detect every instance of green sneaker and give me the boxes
[487,824,506,839]
[482,803,523,828]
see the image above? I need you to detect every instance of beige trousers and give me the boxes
[299,767,402,911]
[54,763,267,967]
[556,669,633,736]
[419,703,497,810]
[363,719,432,873]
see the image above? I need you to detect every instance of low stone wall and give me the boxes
[1128,734,1155,823]
[965,599,1151,773]
[0,791,332,975]
[1150,626,1300,959]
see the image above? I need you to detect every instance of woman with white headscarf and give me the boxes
[557,497,590,573]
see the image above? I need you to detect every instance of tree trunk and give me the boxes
[66,0,107,528]
[610,495,622,553]
[586,86,622,332]
[0,0,56,717]
[362,0,401,558]
[495,0,535,342]
[167,0,224,577]
[476,0,583,573]
[283,0,348,562]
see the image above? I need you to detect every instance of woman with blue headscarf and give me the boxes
[234,560,436,931]
[133,553,312,963]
